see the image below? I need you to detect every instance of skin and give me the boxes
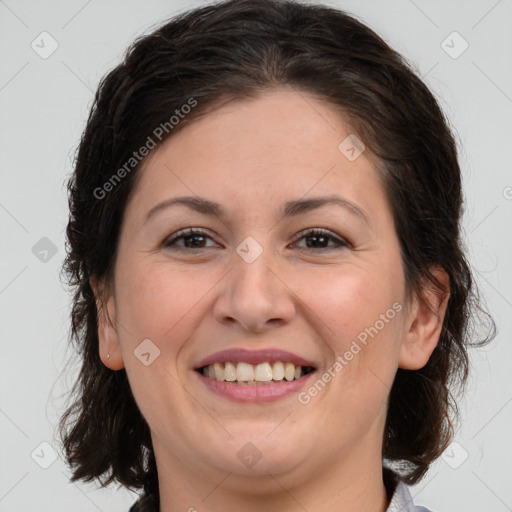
[92,87,449,512]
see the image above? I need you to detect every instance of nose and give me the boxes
[213,245,296,334]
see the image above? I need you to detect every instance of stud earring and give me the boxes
[107,353,111,359]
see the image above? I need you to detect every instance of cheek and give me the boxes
[298,261,405,401]
[115,260,217,347]
[114,262,214,419]
[291,264,405,447]
[301,264,402,345]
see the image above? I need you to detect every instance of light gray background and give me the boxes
[1,0,511,511]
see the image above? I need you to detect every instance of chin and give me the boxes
[206,429,309,476]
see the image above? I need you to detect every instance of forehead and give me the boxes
[124,87,388,225]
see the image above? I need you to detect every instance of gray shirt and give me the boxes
[388,480,433,512]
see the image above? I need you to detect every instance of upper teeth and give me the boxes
[201,362,308,383]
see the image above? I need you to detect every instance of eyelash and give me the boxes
[163,227,350,252]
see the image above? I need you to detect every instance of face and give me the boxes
[97,87,430,490]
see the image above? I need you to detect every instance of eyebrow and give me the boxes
[144,195,370,226]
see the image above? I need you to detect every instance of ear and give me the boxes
[398,267,450,370]
[90,276,125,370]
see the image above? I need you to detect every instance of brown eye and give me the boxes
[292,228,349,250]
[163,228,218,250]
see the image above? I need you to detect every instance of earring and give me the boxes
[107,353,111,359]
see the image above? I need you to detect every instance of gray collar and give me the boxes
[387,480,432,512]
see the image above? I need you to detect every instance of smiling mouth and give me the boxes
[196,361,316,385]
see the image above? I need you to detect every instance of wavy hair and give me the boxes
[58,0,495,507]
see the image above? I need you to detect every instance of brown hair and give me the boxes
[58,0,495,507]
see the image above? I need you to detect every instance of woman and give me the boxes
[58,1,494,510]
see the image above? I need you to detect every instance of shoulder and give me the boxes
[387,478,434,512]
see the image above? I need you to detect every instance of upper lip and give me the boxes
[194,348,317,369]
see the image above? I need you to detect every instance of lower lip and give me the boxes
[195,370,316,403]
